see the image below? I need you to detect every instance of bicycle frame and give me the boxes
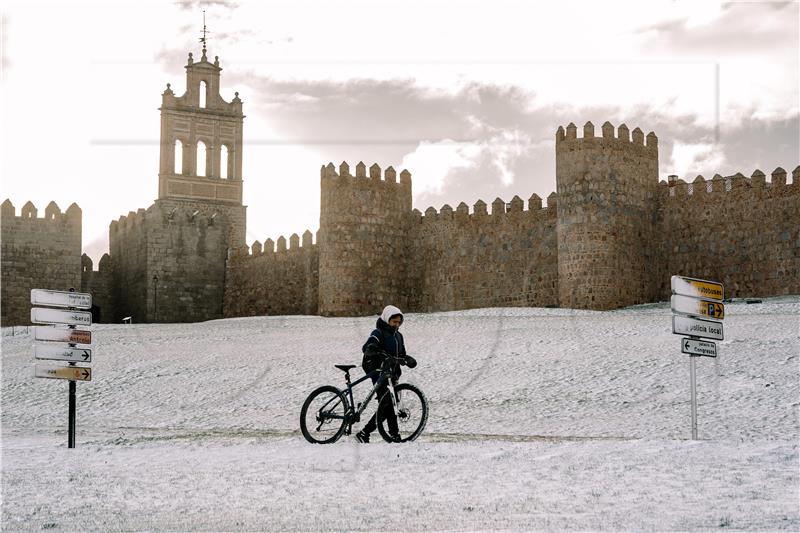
[317,367,401,430]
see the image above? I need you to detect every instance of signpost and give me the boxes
[34,344,92,363]
[31,289,92,309]
[30,308,92,327]
[34,363,92,381]
[670,294,725,320]
[671,315,724,341]
[34,326,91,345]
[681,338,717,358]
[31,288,94,448]
[670,275,724,440]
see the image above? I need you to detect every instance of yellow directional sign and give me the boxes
[671,295,725,320]
[35,364,92,382]
[671,276,724,302]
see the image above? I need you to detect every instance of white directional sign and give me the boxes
[681,338,717,358]
[33,326,92,345]
[31,308,92,326]
[35,363,92,382]
[30,289,92,309]
[34,344,92,363]
[671,294,725,320]
[671,276,724,302]
[672,315,724,341]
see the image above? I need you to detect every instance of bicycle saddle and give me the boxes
[334,364,356,372]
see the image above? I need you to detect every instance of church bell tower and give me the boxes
[157,41,246,244]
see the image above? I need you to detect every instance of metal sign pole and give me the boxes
[689,355,698,440]
[68,380,76,448]
[67,287,77,449]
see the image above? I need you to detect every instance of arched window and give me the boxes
[220,145,229,179]
[197,141,207,177]
[174,139,183,174]
[199,80,207,108]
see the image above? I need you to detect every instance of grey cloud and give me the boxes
[156,48,797,212]
[637,2,799,55]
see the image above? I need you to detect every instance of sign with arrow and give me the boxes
[34,326,92,345]
[671,294,725,320]
[34,344,92,363]
[31,308,92,327]
[672,315,724,340]
[31,289,92,310]
[35,363,92,382]
[681,337,717,358]
[671,276,724,302]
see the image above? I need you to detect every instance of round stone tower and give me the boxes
[317,161,413,317]
[555,121,660,310]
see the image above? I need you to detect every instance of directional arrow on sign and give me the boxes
[33,344,92,363]
[671,294,726,321]
[34,363,92,382]
[681,337,717,357]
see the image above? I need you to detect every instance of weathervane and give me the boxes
[199,10,210,55]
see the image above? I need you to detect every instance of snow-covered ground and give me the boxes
[2,297,799,531]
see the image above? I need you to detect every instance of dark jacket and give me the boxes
[362,317,407,378]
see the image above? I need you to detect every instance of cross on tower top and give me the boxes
[199,10,210,58]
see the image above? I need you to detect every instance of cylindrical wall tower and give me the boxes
[318,161,413,317]
[556,121,660,310]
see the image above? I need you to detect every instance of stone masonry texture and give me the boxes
[1,50,797,324]
[1,201,82,326]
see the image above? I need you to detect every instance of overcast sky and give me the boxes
[2,0,798,263]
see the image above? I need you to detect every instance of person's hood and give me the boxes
[380,305,404,325]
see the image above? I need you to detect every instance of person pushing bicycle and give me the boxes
[356,305,417,443]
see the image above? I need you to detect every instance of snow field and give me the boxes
[2,297,798,530]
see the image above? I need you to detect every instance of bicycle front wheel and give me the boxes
[377,383,428,443]
[300,385,348,444]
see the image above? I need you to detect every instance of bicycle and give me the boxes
[299,354,428,444]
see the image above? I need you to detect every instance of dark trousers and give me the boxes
[362,377,399,436]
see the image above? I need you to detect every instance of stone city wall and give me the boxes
[657,167,800,299]
[80,253,115,323]
[109,208,149,323]
[408,193,559,312]
[109,199,240,323]
[223,231,319,317]
[317,162,414,317]
[1,200,82,326]
[555,121,661,310]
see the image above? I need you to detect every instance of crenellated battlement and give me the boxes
[236,229,319,258]
[320,161,412,188]
[1,200,83,325]
[661,166,799,199]
[556,120,658,152]
[1,199,82,228]
[414,191,558,224]
[81,252,113,273]
[110,203,227,235]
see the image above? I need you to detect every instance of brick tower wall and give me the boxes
[555,121,660,310]
[0,201,82,326]
[317,162,413,317]
[656,167,799,299]
[407,194,559,312]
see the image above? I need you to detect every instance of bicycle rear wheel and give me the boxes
[377,383,428,443]
[300,385,348,444]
